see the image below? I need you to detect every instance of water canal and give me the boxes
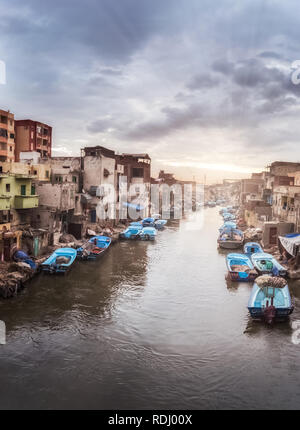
[1,207,300,409]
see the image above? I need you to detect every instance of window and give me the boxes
[46,170,49,178]
[9,146,12,152]
[72,176,77,183]
[55,175,62,183]
[21,185,26,196]
[31,185,35,195]
[10,133,14,139]
[34,170,37,175]
[5,184,10,192]
[132,168,144,178]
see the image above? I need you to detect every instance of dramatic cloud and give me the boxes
[1,0,300,182]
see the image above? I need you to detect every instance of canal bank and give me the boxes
[0,207,300,409]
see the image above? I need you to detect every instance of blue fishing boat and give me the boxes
[223,212,236,221]
[130,221,142,227]
[244,242,263,257]
[119,225,157,240]
[218,227,244,249]
[140,227,157,240]
[219,221,237,232]
[226,253,257,282]
[120,225,143,240]
[77,236,111,260]
[251,252,287,277]
[154,219,167,230]
[141,217,155,227]
[248,275,293,323]
[41,248,77,274]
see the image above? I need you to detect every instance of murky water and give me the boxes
[1,207,300,410]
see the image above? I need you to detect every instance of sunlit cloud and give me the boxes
[159,160,262,174]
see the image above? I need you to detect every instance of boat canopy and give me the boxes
[278,234,300,257]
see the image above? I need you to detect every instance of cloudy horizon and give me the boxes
[1,0,300,183]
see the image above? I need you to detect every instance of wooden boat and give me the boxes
[223,212,236,221]
[154,219,167,230]
[226,253,258,282]
[120,225,143,240]
[218,227,244,249]
[77,236,111,260]
[219,221,236,232]
[243,242,263,257]
[42,248,77,274]
[251,252,287,277]
[248,275,293,323]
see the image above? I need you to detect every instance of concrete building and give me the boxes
[240,178,265,204]
[31,157,83,239]
[272,184,300,230]
[0,109,15,162]
[81,146,117,224]
[117,153,151,218]
[244,199,272,228]
[15,119,52,161]
[262,221,295,249]
[0,159,51,182]
[268,161,300,177]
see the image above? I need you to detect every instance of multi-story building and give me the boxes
[0,109,15,162]
[81,146,117,224]
[30,157,83,239]
[116,153,151,218]
[15,119,52,161]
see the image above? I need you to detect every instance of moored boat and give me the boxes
[77,236,111,260]
[218,227,244,249]
[243,242,263,257]
[248,275,293,323]
[219,221,237,232]
[223,212,236,221]
[251,252,287,277]
[226,253,258,282]
[140,227,157,240]
[42,248,77,274]
[154,219,167,230]
[120,225,143,240]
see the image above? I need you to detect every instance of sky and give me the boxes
[1,0,300,183]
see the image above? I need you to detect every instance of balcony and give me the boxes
[14,195,39,209]
[0,196,11,210]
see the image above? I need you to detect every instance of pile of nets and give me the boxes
[256,275,286,289]
[231,265,257,274]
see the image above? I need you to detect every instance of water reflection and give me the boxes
[0,208,300,409]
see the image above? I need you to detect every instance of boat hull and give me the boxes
[248,306,294,320]
[218,240,243,249]
[228,271,257,282]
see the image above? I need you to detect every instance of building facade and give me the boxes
[15,119,52,161]
[0,109,15,162]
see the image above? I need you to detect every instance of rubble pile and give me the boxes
[0,261,36,298]
[244,227,263,241]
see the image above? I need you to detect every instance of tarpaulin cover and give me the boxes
[278,234,300,257]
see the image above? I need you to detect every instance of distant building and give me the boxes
[15,119,52,161]
[0,109,15,162]
[268,161,300,177]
